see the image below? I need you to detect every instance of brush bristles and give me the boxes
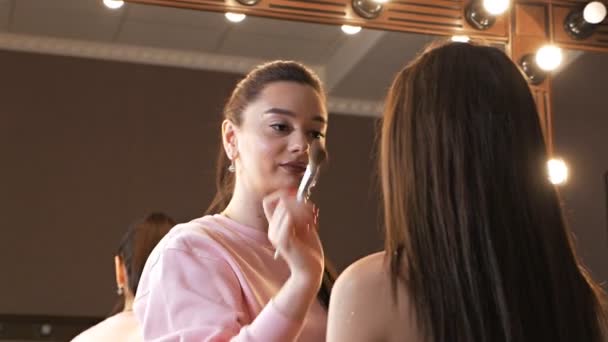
[310,142,327,167]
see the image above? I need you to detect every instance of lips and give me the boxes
[280,161,307,174]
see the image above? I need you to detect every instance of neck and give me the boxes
[222,183,268,232]
[122,293,134,312]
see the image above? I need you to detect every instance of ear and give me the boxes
[221,119,239,160]
[114,255,126,289]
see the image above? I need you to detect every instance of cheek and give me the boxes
[240,132,283,170]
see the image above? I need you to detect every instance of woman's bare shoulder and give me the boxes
[328,252,419,342]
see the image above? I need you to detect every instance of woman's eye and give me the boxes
[311,131,325,139]
[270,124,289,132]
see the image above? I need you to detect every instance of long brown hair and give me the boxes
[381,41,607,341]
[206,60,325,215]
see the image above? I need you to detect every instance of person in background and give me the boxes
[72,212,175,342]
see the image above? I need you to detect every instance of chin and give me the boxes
[273,179,301,192]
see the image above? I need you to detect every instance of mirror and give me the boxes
[0,0,605,338]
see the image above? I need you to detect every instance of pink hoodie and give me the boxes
[134,214,327,341]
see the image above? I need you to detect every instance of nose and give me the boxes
[289,131,310,155]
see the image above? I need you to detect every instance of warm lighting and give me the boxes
[483,0,510,15]
[352,0,384,19]
[373,0,390,3]
[103,0,124,9]
[520,45,563,84]
[451,35,471,43]
[564,1,607,39]
[235,0,260,5]
[584,1,607,24]
[548,158,569,185]
[465,0,509,30]
[341,25,362,35]
[519,54,544,84]
[225,12,247,23]
[535,45,563,71]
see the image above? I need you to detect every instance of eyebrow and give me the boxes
[263,107,327,124]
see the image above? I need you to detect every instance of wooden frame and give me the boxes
[125,0,608,152]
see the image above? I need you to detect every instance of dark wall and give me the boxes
[316,114,383,272]
[552,51,608,287]
[0,50,382,317]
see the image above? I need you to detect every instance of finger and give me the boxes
[262,189,288,220]
[272,203,293,260]
[277,211,294,254]
[303,222,323,256]
[268,199,286,245]
[282,198,314,229]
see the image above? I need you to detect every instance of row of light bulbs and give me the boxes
[101,0,579,186]
[464,0,607,84]
[215,0,601,84]
[102,0,607,35]
[103,0,606,82]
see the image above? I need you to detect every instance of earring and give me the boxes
[116,285,124,296]
[228,149,237,173]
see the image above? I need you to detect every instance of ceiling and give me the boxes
[0,0,581,115]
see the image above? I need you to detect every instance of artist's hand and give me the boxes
[263,190,323,286]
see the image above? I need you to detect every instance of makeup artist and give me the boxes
[133,61,332,342]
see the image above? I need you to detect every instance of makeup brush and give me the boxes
[274,142,326,259]
[296,141,326,203]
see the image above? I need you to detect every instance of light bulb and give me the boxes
[483,0,509,15]
[535,45,562,71]
[547,158,569,185]
[451,35,470,43]
[373,0,389,3]
[583,1,607,24]
[225,12,246,23]
[103,0,124,9]
[341,25,362,35]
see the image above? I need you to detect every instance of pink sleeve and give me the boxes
[133,246,304,342]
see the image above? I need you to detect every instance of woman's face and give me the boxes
[227,81,328,197]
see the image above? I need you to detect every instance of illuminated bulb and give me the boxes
[103,0,124,9]
[225,12,246,23]
[483,0,509,15]
[535,45,563,71]
[583,1,607,24]
[341,25,362,35]
[373,0,390,3]
[40,324,53,336]
[451,35,470,43]
[547,158,569,185]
